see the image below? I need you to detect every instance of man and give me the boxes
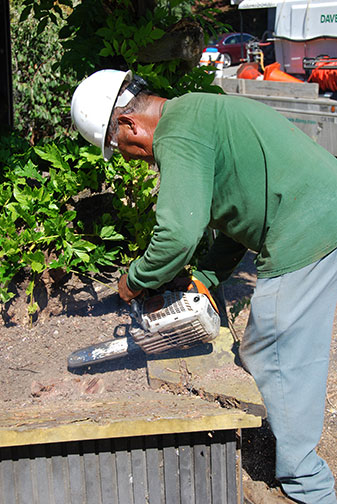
[71,69,337,503]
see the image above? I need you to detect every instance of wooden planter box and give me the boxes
[0,391,262,504]
[0,329,265,503]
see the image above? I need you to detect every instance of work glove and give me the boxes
[118,273,143,304]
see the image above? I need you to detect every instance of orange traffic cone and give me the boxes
[237,62,263,80]
[264,62,303,83]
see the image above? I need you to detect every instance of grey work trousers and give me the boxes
[240,248,337,504]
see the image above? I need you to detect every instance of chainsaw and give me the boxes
[67,278,220,368]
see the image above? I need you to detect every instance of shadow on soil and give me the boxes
[242,420,278,488]
[68,340,214,376]
[221,250,257,304]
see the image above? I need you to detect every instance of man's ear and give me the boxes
[118,115,137,133]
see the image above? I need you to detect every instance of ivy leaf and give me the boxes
[0,289,15,304]
[112,39,120,53]
[75,240,96,252]
[63,210,76,222]
[14,159,44,182]
[13,185,30,207]
[144,21,153,37]
[99,48,110,57]
[24,251,46,273]
[100,226,124,241]
[70,239,96,263]
[35,144,70,171]
[25,280,35,296]
[96,250,120,266]
[73,250,90,262]
[96,27,111,38]
[28,302,38,315]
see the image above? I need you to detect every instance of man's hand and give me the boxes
[118,273,143,303]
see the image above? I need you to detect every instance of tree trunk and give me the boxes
[138,19,204,69]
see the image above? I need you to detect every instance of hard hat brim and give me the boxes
[101,70,133,160]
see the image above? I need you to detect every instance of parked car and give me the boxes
[199,32,255,69]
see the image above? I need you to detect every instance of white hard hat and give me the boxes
[71,69,133,161]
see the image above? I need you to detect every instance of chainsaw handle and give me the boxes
[165,276,219,314]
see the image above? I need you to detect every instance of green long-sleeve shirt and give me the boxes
[128,93,337,291]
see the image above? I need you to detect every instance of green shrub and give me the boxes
[10,0,77,144]
[0,132,158,309]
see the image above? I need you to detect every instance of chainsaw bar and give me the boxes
[67,336,141,368]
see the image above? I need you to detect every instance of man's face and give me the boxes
[116,118,155,164]
[116,125,146,162]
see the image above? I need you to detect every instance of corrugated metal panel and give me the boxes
[0,430,238,504]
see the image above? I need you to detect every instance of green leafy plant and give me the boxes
[0,132,158,317]
[109,156,158,265]
[11,0,77,144]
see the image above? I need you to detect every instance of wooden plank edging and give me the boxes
[0,411,261,448]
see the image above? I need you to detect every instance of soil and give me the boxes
[0,251,336,500]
